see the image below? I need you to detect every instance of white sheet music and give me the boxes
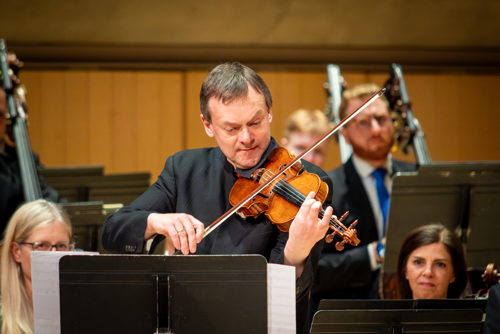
[31,251,98,334]
[267,263,295,334]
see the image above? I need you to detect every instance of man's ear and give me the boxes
[200,114,214,137]
[11,242,22,264]
[340,128,351,145]
[267,108,273,123]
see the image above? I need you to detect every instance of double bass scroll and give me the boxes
[384,63,432,165]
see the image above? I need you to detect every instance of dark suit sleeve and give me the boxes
[314,245,371,293]
[295,161,332,334]
[313,161,377,295]
[35,155,63,203]
[484,283,500,334]
[102,156,177,253]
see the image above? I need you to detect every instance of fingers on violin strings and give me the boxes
[321,206,334,228]
[301,191,317,212]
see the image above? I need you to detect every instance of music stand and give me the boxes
[318,298,487,312]
[39,167,150,205]
[384,162,500,274]
[58,254,269,334]
[87,172,151,205]
[60,201,107,252]
[39,166,104,202]
[310,308,483,334]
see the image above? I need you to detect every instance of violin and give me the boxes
[230,146,359,251]
[0,39,43,201]
[201,88,387,249]
[482,263,500,286]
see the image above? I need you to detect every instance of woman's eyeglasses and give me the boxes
[19,241,75,251]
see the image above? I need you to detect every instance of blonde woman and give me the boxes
[0,199,73,334]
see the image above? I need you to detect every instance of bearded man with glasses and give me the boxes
[311,83,416,305]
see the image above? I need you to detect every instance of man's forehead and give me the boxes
[349,98,388,116]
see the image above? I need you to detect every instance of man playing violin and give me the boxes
[103,62,334,333]
[312,83,416,304]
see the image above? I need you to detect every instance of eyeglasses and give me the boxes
[19,241,75,251]
[353,115,391,131]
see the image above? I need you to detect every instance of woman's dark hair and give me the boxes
[396,223,467,299]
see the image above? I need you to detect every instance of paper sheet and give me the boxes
[267,263,296,334]
[31,251,98,334]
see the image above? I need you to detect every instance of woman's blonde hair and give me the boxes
[283,109,332,138]
[1,199,71,334]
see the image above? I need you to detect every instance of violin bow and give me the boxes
[203,88,387,238]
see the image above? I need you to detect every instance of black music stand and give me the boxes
[39,166,104,202]
[39,167,150,205]
[60,201,107,252]
[310,308,483,334]
[318,298,487,312]
[58,255,268,334]
[383,162,500,274]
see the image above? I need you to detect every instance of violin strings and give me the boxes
[254,169,348,234]
[273,180,346,233]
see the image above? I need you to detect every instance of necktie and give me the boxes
[372,168,390,235]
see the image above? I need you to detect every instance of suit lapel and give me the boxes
[344,158,380,243]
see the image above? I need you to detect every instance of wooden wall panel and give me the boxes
[88,71,114,170]
[110,72,137,172]
[22,69,184,178]
[136,72,184,179]
[19,68,500,181]
[39,71,67,165]
[185,71,215,150]
[64,71,90,165]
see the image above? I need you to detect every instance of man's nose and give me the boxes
[370,117,382,132]
[239,127,253,144]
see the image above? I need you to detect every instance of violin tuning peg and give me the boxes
[335,240,345,251]
[350,219,359,229]
[339,211,349,222]
[325,233,334,244]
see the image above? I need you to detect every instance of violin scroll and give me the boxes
[324,210,360,251]
[482,263,499,286]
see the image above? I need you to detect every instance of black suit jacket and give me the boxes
[484,283,500,334]
[313,156,416,299]
[102,142,333,334]
[0,145,61,232]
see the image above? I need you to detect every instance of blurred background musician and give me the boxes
[312,83,416,303]
[0,49,61,233]
[281,108,333,169]
[0,199,74,334]
[396,223,467,299]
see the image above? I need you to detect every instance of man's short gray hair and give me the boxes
[200,62,272,122]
